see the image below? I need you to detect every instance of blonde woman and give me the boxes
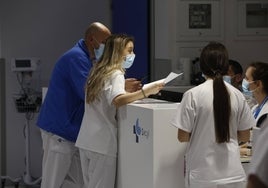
[75,34,163,188]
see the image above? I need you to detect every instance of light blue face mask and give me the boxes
[122,54,135,69]
[242,78,255,96]
[94,43,105,61]
[223,75,231,84]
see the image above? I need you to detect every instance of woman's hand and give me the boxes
[143,82,164,97]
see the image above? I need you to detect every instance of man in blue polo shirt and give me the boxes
[37,22,140,188]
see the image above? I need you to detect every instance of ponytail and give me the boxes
[200,42,231,143]
[213,73,231,143]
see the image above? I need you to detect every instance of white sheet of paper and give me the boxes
[164,72,183,84]
[142,72,183,89]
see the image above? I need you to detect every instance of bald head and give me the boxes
[84,22,111,60]
[85,22,111,40]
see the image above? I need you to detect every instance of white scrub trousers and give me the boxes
[79,149,116,188]
[40,130,84,188]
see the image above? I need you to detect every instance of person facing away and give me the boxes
[171,42,255,188]
[75,34,164,188]
[36,22,141,188]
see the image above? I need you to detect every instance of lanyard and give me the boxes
[253,96,268,119]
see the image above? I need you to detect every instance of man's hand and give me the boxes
[125,78,142,92]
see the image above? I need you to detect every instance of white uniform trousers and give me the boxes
[40,130,84,188]
[79,149,116,188]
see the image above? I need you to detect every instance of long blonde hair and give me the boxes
[85,34,134,103]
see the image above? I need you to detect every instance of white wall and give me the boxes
[0,0,111,179]
[154,0,268,73]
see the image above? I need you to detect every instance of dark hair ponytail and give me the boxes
[213,73,230,143]
[200,42,231,143]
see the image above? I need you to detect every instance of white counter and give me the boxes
[117,99,186,188]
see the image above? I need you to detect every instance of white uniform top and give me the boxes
[252,101,268,127]
[248,119,268,187]
[251,102,268,152]
[76,70,126,157]
[171,80,255,187]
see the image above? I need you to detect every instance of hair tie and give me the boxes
[213,70,221,76]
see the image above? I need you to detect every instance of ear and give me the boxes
[256,80,263,88]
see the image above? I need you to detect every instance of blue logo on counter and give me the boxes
[133,118,149,143]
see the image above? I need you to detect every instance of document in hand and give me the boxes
[142,72,183,89]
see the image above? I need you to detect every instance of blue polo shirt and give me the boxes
[37,39,91,142]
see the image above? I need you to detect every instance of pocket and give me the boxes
[50,135,75,154]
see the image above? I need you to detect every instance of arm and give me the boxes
[237,129,250,142]
[113,83,164,108]
[177,129,191,142]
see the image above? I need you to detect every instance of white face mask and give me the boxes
[122,54,135,69]
[94,43,105,62]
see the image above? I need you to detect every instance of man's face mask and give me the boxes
[223,75,232,84]
[94,44,105,61]
[93,37,105,61]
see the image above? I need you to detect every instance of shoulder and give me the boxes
[111,70,124,78]
[184,80,212,96]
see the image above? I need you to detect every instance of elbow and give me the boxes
[113,100,122,108]
[239,136,250,143]
[177,129,190,142]
[238,129,251,143]
[112,97,129,108]
[178,136,189,142]
[178,137,185,142]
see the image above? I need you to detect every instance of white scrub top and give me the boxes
[171,80,255,187]
[76,70,126,157]
[252,101,268,128]
[248,120,268,187]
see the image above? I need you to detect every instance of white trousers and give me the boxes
[79,149,116,188]
[40,130,84,188]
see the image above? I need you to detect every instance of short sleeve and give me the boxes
[238,98,256,131]
[170,91,195,133]
[106,71,126,105]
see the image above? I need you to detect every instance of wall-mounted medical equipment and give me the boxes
[11,58,40,72]
[11,57,42,113]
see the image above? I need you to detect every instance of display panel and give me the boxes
[189,4,211,29]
